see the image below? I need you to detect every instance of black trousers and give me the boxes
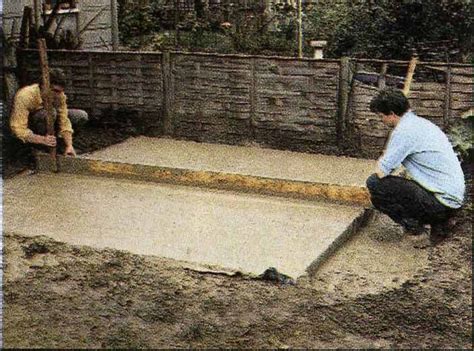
[28,108,88,153]
[366,173,455,231]
[28,108,88,135]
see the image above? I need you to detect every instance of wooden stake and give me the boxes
[111,0,119,50]
[33,0,41,32]
[337,57,350,147]
[403,55,418,96]
[297,0,303,58]
[443,66,452,128]
[19,6,32,48]
[377,63,388,89]
[37,38,57,160]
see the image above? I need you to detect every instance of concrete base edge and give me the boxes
[35,152,371,206]
[304,208,375,277]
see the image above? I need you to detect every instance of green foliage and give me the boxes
[117,0,471,61]
[447,119,473,161]
[118,4,159,48]
[321,0,473,60]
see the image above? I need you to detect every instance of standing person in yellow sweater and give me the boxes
[9,68,88,156]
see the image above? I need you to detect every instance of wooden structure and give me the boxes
[19,48,473,158]
[37,38,57,159]
[2,0,118,50]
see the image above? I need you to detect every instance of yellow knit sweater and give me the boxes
[10,83,73,142]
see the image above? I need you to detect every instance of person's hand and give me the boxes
[42,135,57,147]
[64,144,76,157]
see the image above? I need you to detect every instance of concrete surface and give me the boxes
[36,137,376,205]
[3,172,367,278]
[82,137,376,187]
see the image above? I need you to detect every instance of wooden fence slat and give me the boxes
[443,66,452,127]
[17,48,473,158]
[337,57,350,148]
[88,53,97,117]
[162,51,173,135]
[250,57,257,140]
[377,63,388,89]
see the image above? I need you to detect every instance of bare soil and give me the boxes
[3,206,472,349]
[3,125,472,348]
[3,122,133,179]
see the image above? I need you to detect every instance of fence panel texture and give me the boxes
[19,49,472,158]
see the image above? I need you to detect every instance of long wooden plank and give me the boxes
[34,153,372,206]
[403,56,418,96]
[37,38,58,163]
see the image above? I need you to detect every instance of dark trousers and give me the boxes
[28,108,88,135]
[366,173,454,231]
[28,108,88,153]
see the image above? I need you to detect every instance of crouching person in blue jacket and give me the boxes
[366,88,465,245]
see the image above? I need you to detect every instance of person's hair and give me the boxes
[49,68,67,87]
[369,88,410,116]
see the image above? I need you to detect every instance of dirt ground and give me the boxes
[3,126,472,349]
[3,202,472,349]
[2,124,132,178]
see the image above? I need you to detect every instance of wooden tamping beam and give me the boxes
[37,38,58,162]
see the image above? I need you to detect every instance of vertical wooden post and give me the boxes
[111,72,118,111]
[137,54,144,120]
[19,6,32,49]
[162,51,173,135]
[174,0,180,48]
[33,0,41,32]
[344,62,359,145]
[403,55,418,96]
[75,11,81,44]
[443,65,452,128]
[37,38,57,160]
[18,7,33,87]
[377,63,388,89]
[88,53,96,117]
[249,57,257,140]
[110,0,119,50]
[4,24,20,118]
[337,57,350,148]
[297,0,303,58]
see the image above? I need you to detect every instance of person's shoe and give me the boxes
[403,225,427,236]
[258,267,295,285]
[430,213,459,245]
[401,217,427,236]
[429,221,454,245]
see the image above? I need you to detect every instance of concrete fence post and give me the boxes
[337,57,350,148]
[377,63,388,89]
[162,51,174,135]
[88,53,97,118]
[111,0,119,51]
[250,57,257,140]
[443,65,452,128]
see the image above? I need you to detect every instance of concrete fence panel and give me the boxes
[19,49,472,158]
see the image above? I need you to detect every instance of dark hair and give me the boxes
[369,88,410,116]
[49,68,67,87]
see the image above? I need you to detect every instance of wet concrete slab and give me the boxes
[3,173,367,278]
[82,137,376,187]
[36,137,375,205]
